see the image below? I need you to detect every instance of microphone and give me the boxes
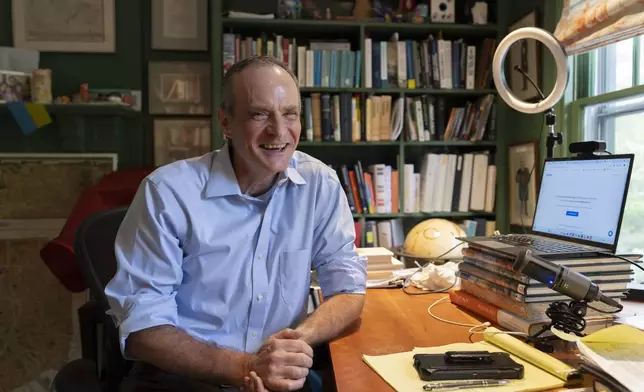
[513,249,623,310]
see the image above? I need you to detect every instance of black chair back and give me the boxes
[73,206,130,391]
[74,207,128,310]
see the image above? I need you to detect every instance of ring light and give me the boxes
[492,27,569,114]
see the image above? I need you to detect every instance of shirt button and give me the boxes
[257,295,263,301]
[256,255,262,260]
[252,332,257,337]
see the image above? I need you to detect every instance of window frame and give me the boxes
[568,84,644,297]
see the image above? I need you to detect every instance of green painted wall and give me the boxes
[501,0,563,231]
[0,0,146,168]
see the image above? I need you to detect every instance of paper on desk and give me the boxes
[362,342,565,392]
[484,327,580,381]
[577,324,644,391]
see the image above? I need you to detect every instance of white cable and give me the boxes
[427,296,528,337]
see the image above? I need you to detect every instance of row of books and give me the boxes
[223,34,361,88]
[404,93,496,142]
[404,152,496,214]
[450,246,637,336]
[365,36,497,90]
[333,162,399,215]
[301,93,496,143]
[221,34,497,92]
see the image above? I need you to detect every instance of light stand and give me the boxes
[492,27,569,159]
[545,109,563,159]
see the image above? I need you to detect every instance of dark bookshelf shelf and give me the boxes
[363,21,498,36]
[298,141,399,147]
[297,141,496,147]
[352,212,496,219]
[299,87,497,95]
[222,18,360,33]
[221,18,498,36]
[404,140,497,147]
[0,103,139,117]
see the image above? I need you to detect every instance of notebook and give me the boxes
[362,327,581,392]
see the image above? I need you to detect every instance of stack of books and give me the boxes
[357,247,404,280]
[450,246,639,336]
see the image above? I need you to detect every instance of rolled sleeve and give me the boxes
[311,170,367,298]
[104,179,185,358]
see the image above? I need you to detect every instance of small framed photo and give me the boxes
[153,119,211,166]
[152,0,208,51]
[508,10,541,102]
[508,141,539,227]
[148,61,211,115]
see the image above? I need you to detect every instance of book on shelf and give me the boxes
[301,92,495,143]
[364,34,497,90]
[223,33,360,88]
[361,219,404,249]
[405,151,496,214]
[331,162,399,215]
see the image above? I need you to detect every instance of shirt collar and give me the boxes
[205,143,306,198]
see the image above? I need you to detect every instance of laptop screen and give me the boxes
[531,156,633,246]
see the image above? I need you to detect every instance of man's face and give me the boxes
[220,65,301,177]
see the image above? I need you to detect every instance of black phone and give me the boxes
[413,351,524,381]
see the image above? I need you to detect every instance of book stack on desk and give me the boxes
[357,247,404,280]
[450,246,639,335]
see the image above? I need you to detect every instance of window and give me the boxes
[575,38,644,292]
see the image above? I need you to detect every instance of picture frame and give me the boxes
[152,0,208,51]
[508,10,541,102]
[153,119,212,167]
[12,0,115,52]
[0,153,117,219]
[148,61,211,115]
[508,141,539,227]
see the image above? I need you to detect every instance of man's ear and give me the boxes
[218,106,233,139]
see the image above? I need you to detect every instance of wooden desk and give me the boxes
[328,289,644,392]
[329,289,482,392]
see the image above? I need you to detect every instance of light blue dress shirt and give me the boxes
[104,144,367,356]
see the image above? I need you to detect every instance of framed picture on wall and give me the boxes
[0,153,117,219]
[153,119,211,167]
[508,141,539,227]
[152,0,208,51]
[508,10,540,102]
[12,0,115,52]
[148,61,211,115]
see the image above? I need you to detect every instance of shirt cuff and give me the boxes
[316,256,367,298]
[112,294,179,359]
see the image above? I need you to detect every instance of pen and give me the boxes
[423,379,510,391]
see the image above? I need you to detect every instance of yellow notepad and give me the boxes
[362,327,579,392]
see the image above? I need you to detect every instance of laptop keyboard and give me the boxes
[495,235,592,254]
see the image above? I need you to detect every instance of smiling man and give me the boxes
[104,56,367,392]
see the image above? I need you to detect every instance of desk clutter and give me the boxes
[359,243,644,391]
[450,246,637,337]
[363,326,579,392]
[363,324,644,392]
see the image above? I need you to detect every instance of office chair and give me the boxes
[52,207,131,392]
[51,206,327,392]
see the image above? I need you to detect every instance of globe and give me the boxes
[403,219,466,260]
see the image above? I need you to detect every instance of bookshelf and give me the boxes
[211,2,505,247]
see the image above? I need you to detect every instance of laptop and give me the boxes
[460,154,635,259]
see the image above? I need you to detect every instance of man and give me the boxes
[105,56,367,392]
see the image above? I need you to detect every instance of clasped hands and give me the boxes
[242,328,313,392]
